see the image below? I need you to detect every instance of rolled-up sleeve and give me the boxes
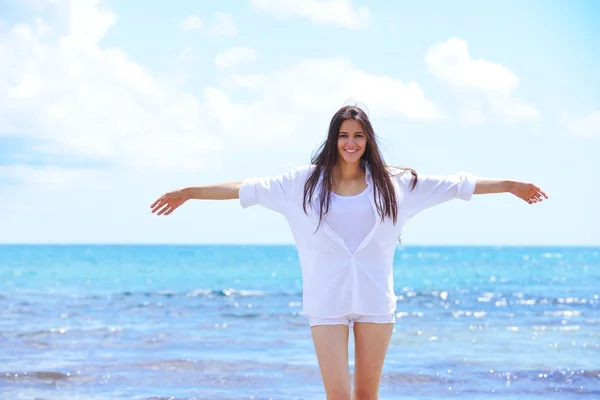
[239,166,308,214]
[399,171,476,218]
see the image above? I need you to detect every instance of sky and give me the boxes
[0,0,598,246]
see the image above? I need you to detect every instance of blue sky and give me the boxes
[0,0,598,245]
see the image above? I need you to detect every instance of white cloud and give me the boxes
[206,57,441,147]
[425,38,539,123]
[228,73,266,88]
[19,0,68,12]
[250,0,370,29]
[181,15,203,31]
[68,0,116,44]
[0,0,222,171]
[167,45,201,86]
[0,0,439,197]
[562,110,600,139]
[214,47,258,69]
[426,39,518,94]
[0,164,103,187]
[209,12,237,37]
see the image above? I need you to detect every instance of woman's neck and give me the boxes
[334,160,364,181]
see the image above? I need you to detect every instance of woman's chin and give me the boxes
[339,155,362,164]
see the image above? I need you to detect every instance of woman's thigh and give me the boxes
[352,322,394,398]
[311,324,351,399]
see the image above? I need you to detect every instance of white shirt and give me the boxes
[239,164,476,318]
[324,188,375,254]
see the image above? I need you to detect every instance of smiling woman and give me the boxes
[150,104,548,399]
[338,120,366,162]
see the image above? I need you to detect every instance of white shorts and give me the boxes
[308,313,395,328]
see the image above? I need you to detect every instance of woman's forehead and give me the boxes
[339,119,364,131]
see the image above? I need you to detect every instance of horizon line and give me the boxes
[0,243,597,248]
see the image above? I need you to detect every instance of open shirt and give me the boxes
[239,164,476,318]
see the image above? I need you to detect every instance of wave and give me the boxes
[5,287,598,307]
[4,326,124,339]
[0,370,75,382]
[113,288,279,299]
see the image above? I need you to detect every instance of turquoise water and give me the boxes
[0,245,598,399]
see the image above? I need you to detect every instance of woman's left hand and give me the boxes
[510,182,548,204]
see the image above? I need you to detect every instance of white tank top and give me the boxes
[325,187,375,253]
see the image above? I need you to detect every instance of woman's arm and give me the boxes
[474,178,548,204]
[151,181,243,216]
[182,182,243,200]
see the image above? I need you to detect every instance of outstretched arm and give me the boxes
[474,179,548,204]
[150,181,243,216]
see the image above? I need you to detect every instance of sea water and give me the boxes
[0,245,598,399]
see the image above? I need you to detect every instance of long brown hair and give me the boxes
[303,105,417,226]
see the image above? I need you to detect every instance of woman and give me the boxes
[150,105,547,399]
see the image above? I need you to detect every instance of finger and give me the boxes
[531,185,547,198]
[151,201,165,213]
[151,195,166,208]
[157,204,170,215]
[533,191,544,201]
[164,206,176,215]
[166,201,184,215]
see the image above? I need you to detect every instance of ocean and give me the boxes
[0,244,598,399]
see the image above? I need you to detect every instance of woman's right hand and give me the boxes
[151,189,189,216]
[509,181,548,204]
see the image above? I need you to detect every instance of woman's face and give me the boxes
[337,119,367,164]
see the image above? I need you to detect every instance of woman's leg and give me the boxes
[351,322,394,400]
[311,324,352,400]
